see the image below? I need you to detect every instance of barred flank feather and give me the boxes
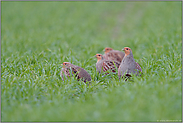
[136,62,142,72]
[102,60,120,73]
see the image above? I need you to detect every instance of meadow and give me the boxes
[1,1,182,122]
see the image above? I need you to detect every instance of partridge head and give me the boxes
[103,47,113,54]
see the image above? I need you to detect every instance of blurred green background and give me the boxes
[1,1,182,122]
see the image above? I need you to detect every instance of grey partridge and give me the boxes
[103,47,125,63]
[95,53,120,74]
[118,47,142,80]
[60,62,91,83]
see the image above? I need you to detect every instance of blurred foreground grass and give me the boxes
[1,1,182,122]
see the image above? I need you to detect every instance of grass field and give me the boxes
[1,1,182,122]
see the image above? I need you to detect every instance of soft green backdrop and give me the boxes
[1,1,182,122]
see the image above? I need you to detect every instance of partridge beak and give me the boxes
[122,48,125,51]
[103,49,106,52]
[62,62,66,66]
[94,55,97,57]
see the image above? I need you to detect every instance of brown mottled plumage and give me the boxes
[95,53,120,74]
[60,62,91,83]
[118,47,142,80]
[103,47,125,63]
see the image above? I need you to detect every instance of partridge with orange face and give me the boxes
[103,47,125,63]
[95,53,120,74]
[118,47,142,79]
[60,62,91,83]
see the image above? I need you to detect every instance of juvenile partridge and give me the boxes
[60,62,91,83]
[118,47,142,79]
[95,53,120,74]
[103,47,125,63]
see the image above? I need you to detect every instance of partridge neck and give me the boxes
[125,52,133,58]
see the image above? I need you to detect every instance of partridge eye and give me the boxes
[99,55,100,56]
[126,48,128,50]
